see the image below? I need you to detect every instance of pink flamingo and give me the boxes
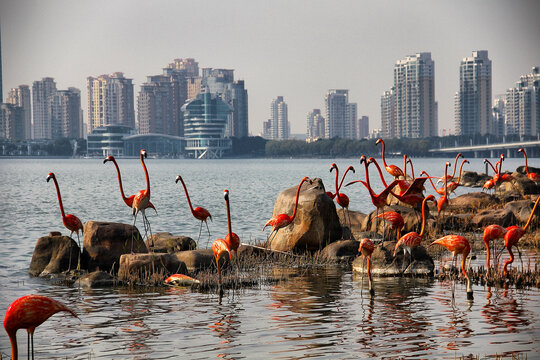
[223,189,240,253]
[447,159,469,193]
[132,149,152,251]
[438,153,463,184]
[482,224,507,274]
[4,295,79,360]
[376,138,404,178]
[437,162,451,214]
[518,148,540,183]
[358,238,376,296]
[46,172,83,271]
[212,238,231,296]
[330,163,355,233]
[375,211,404,241]
[263,177,311,247]
[176,174,212,247]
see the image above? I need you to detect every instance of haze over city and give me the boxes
[1,0,539,135]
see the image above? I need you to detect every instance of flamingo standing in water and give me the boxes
[212,238,231,296]
[482,224,507,274]
[437,162,451,215]
[263,176,311,247]
[46,172,83,271]
[375,211,404,242]
[175,175,212,247]
[132,149,152,251]
[223,189,240,253]
[358,238,376,296]
[376,138,404,178]
[430,235,473,300]
[502,195,540,275]
[4,295,79,360]
[393,195,436,271]
[330,163,355,235]
[518,148,540,183]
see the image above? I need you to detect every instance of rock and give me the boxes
[337,209,366,240]
[435,213,474,232]
[173,249,215,272]
[505,199,540,228]
[118,253,188,281]
[470,208,516,228]
[79,271,116,288]
[320,239,360,262]
[352,242,434,276]
[461,171,491,188]
[516,165,540,176]
[29,234,80,277]
[265,178,342,252]
[362,205,428,239]
[449,192,498,211]
[83,221,148,273]
[500,172,540,195]
[146,232,196,253]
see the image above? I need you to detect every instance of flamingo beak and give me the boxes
[46,173,53,182]
[224,190,229,200]
[175,175,181,183]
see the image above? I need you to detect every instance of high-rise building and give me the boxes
[87,72,135,133]
[32,77,57,139]
[393,52,437,138]
[325,89,348,139]
[51,88,82,139]
[7,85,31,139]
[0,103,24,140]
[227,80,249,138]
[358,116,369,139]
[492,95,506,137]
[307,109,325,141]
[137,75,174,135]
[505,67,540,137]
[381,89,395,139]
[455,50,492,136]
[346,103,358,139]
[262,119,272,139]
[270,96,288,140]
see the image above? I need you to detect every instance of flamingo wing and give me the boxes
[194,206,212,222]
[63,214,83,234]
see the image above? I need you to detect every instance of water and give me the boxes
[0,157,539,359]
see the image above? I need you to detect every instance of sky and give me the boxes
[1,0,539,136]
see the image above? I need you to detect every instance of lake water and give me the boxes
[0,157,539,359]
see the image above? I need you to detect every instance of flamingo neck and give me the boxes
[443,165,448,197]
[52,176,66,219]
[450,155,459,179]
[408,159,415,179]
[485,160,497,174]
[141,153,150,197]
[504,247,514,274]
[423,171,438,192]
[523,195,540,231]
[457,160,467,183]
[8,330,17,360]
[523,152,530,175]
[460,251,469,279]
[371,159,388,187]
[226,197,232,238]
[338,166,353,191]
[112,159,129,204]
[380,141,388,168]
[366,256,372,279]
[178,177,195,214]
[419,198,429,237]
[291,179,307,221]
[333,166,340,194]
[403,156,408,179]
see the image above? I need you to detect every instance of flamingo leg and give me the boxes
[76,232,81,272]
[516,245,524,272]
[28,331,30,360]
[266,229,278,248]
[31,331,34,360]
[205,220,211,248]
[67,232,73,272]
[131,212,138,254]
[197,221,203,247]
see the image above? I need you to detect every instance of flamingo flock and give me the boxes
[5,141,539,358]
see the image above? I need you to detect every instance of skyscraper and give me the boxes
[32,77,57,139]
[137,75,174,135]
[455,50,492,136]
[7,85,31,139]
[393,52,437,138]
[307,109,325,141]
[492,95,505,137]
[325,89,353,139]
[52,88,82,139]
[358,116,369,139]
[270,96,288,140]
[505,67,540,136]
[0,103,24,140]
[380,89,395,139]
[87,72,135,132]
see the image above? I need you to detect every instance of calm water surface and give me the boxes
[0,157,539,359]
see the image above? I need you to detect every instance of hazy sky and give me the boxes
[1,0,539,136]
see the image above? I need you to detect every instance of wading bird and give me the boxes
[482,224,507,274]
[212,238,231,296]
[46,172,83,271]
[263,177,311,247]
[421,170,446,195]
[330,163,355,235]
[437,162,451,214]
[132,149,153,250]
[393,195,436,271]
[438,153,463,185]
[447,159,469,193]
[358,238,376,296]
[176,175,212,247]
[4,295,79,360]
[376,138,404,178]
[430,235,473,300]
[223,189,240,253]
[375,211,404,242]
[518,148,540,183]
[502,195,540,275]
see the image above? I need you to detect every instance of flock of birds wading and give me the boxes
[4,141,540,359]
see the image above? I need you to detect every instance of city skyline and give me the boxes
[1,0,539,136]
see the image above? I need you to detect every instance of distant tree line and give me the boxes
[0,138,87,156]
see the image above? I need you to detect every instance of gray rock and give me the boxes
[320,239,360,261]
[146,232,196,253]
[118,253,188,281]
[470,208,516,228]
[174,249,215,272]
[29,234,80,277]
[79,271,116,288]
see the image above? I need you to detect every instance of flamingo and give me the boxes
[358,238,376,296]
[430,235,473,300]
[46,172,83,271]
[263,176,311,247]
[4,295,79,360]
[437,162,451,214]
[375,211,404,241]
[407,156,416,180]
[497,154,514,185]
[175,175,212,247]
[421,170,446,195]
[132,149,152,251]
[437,153,463,184]
[212,238,231,296]
[482,178,495,193]
[330,163,355,235]
[393,194,436,271]
[447,159,469,193]
[376,138,404,178]
[223,189,240,253]
[502,195,540,275]
[518,148,540,183]
[482,224,507,274]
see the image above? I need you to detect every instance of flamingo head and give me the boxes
[457,153,463,159]
[375,138,383,146]
[46,172,55,182]
[425,194,436,204]
[330,163,337,172]
[141,149,147,158]
[483,158,488,164]
[224,189,229,200]
[175,175,182,183]
[300,176,312,185]
[445,161,451,169]
[500,153,505,161]
[367,157,376,165]
[360,155,367,164]
[518,148,524,154]
[465,160,470,165]
[103,155,115,164]
[347,166,356,174]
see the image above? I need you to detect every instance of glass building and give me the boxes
[87,125,134,157]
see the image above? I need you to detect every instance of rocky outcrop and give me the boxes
[118,253,188,281]
[173,249,215,272]
[470,208,516,228]
[146,232,196,253]
[362,205,428,239]
[265,178,342,252]
[499,172,540,195]
[320,239,360,262]
[460,171,491,188]
[83,221,148,273]
[337,209,366,240]
[505,198,540,229]
[449,192,499,212]
[29,232,81,277]
[352,242,434,276]
[79,271,116,288]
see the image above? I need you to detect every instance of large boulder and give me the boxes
[499,172,540,195]
[362,205,428,239]
[337,208,366,240]
[118,253,188,282]
[460,171,491,188]
[29,232,81,277]
[265,178,342,252]
[504,199,540,229]
[83,221,148,273]
[320,239,360,262]
[449,192,499,211]
[173,249,215,272]
[470,208,516,228]
[146,232,196,253]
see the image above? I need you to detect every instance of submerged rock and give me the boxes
[147,232,196,253]
[265,178,342,252]
[174,249,215,272]
[29,233,80,277]
[118,253,188,281]
[83,221,148,273]
[320,239,360,262]
[79,271,116,288]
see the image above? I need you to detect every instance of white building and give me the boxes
[325,89,357,139]
[270,96,288,140]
